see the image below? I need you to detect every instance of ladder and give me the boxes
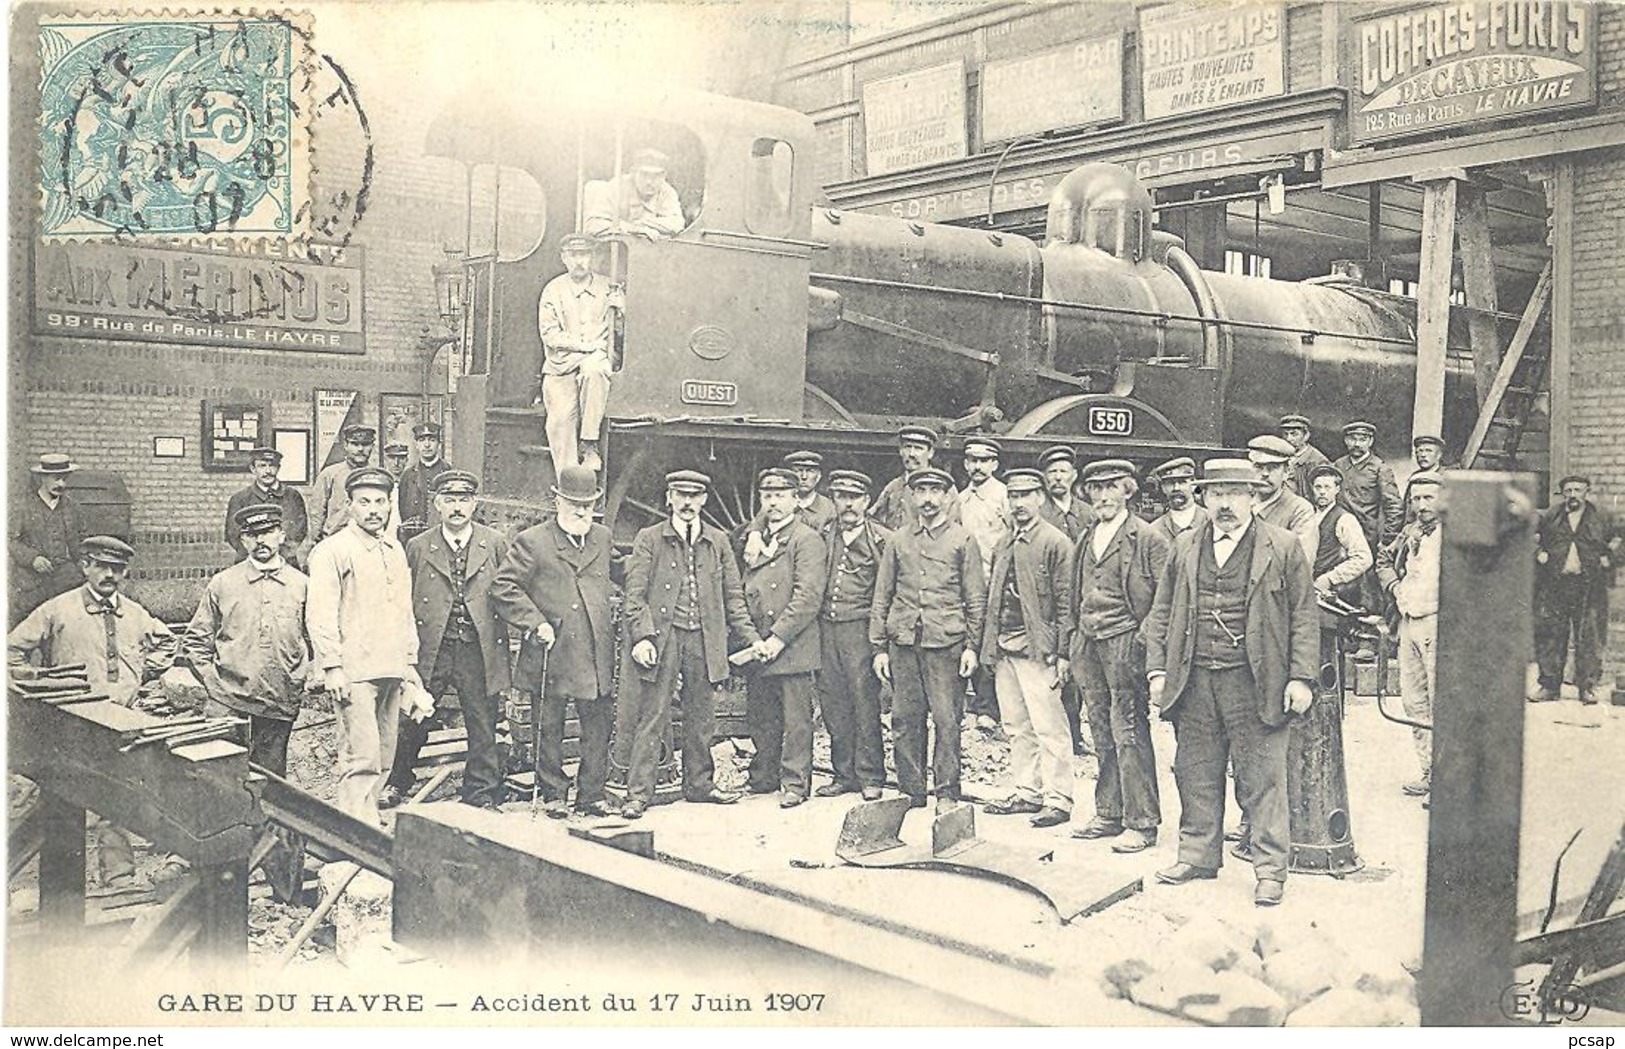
[1463,260,1553,475]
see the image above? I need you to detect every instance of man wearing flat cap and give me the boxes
[1149,457,1209,543]
[1144,459,1318,907]
[816,470,892,800]
[1067,460,1170,850]
[305,466,423,824]
[1333,420,1403,563]
[538,234,616,475]
[1301,463,1373,709]
[620,470,763,818]
[1531,474,1621,705]
[225,447,308,568]
[303,424,376,562]
[397,422,455,544]
[870,425,939,532]
[980,469,1075,828]
[782,450,837,534]
[1036,446,1091,542]
[1249,435,1315,541]
[583,147,686,240]
[10,536,174,885]
[10,453,85,624]
[959,436,1010,730]
[1277,415,1331,499]
[871,467,987,810]
[1374,472,1444,796]
[739,468,828,808]
[492,466,617,817]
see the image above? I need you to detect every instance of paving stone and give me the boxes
[1181,971,1288,1026]
[1261,944,1340,1009]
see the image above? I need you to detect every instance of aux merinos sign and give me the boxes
[1347,0,1596,145]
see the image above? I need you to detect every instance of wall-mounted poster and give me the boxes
[379,394,442,464]
[981,35,1124,144]
[200,401,269,473]
[861,60,968,177]
[273,428,312,485]
[314,388,364,470]
[1138,1,1286,121]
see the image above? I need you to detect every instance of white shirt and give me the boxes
[1393,527,1442,617]
[1211,516,1253,570]
[957,477,1010,574]
[441,524,473,551]
[841,525,865,547]
[1090,510,1128,561]
[1304,505,1373,587]
[1563,509,1585,574]
[1166,504,1198,530]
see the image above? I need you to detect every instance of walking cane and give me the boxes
[530,641,550,817]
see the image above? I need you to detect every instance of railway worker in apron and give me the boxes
[1037,445,1092,542]
[980,469,1075,829]
[869,425,939,532]
[9,453,85,626]
[1067,460,1170,851]
[9,536,175,886]
[1248,435,1316,542]
[1530,474,1621,706]
[781,450,837,534]
[958,436,1010,732]
[1374,472,1443,799]
[1149,457,1209,544]
[538,234,615,474]
[301,424,376,563]
[491,466,617,817]
[582,148,685,240]
[739,469,827,808]
[224,447,308,569]
[870,467,986,811]
[1278,414,1332,500]
[396,422,454,545]
[814,470,891,801]
[620,471,763,819]
[305,467,423,825]
[1143,459,1318,908]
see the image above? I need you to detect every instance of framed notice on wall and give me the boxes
[313,388,363,470]
[200,400,269,473]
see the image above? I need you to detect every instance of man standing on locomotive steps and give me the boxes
[224,447,308,568]
[870,425,938,532]
[492,466,617,817]
[620,471,762,819]
[871,467,986,810]
[1144,459,1318,907]
[538,233,616,474]
[740,468,827,808]
[816,470,890,801]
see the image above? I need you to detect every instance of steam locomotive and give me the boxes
[424,85,1482,538]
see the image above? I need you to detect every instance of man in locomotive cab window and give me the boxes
[782,450,837,534]
[1374,472,1443,798]
[740,468,828,809]
[870,425,939,532]
[582,147,685,241]
[1277,414,1331,500]
[959,436,1011,732]
[869,467,986,812]
[620,471,763,819]
[1037,446,1092,542]
[1143,459,1318,908]
[1149,457,1209,543]
[538,233,615,475]
[1248,435,1315,542]
[302,424,376,562]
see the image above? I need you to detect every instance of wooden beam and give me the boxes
[1549,162,1574,489]
[36,794,85,934]
[1412,177,1458,439]
[1457,186,1502,406]
[1462,261,1552,467]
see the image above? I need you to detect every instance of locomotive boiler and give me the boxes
[424,85,1480,537]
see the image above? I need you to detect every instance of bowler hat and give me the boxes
[233,503,284,536]
[80,535,135,566]
[30,453,78,475]
[1003,468,1045,495]
[906,467,955,490]
[248,446,283,465]
[665,470,710,494]
[1190,458,1261,488]
[342,425,377,444]
[345,466,395,494]
[1247,435,1296,464]
[782,450,823,470]
[757,468,798,492]
[1081,459,1136,485]
[1150,456,1196,482]
[1038,446,1075,469]
[827,470,873,496]
[433,469,480,495]
[552,465,602,503]
[412,422,443,440]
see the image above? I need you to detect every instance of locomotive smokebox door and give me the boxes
[610,238,810,424]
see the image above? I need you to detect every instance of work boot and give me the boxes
[984,795,1042,816]
[860,786,883,801]
[579,440,603,473]
[1112,827,1157,853]
[1401,779,1430,797]
[1528,686,1559,703]
[1029,806,1070,829]
[1582,686,1607,705]
[814,781,858,798]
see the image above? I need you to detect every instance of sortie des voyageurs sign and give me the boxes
[33,240,365,353]
[1347,0,1597,145]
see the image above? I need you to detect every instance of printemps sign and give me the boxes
[1348,0,1595,144]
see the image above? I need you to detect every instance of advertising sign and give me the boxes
[981,35,1124,143]
[861,61,968,176]
[1138,1,1286,121]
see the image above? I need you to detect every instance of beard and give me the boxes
[558,512,592,538]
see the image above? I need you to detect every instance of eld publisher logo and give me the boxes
[1498,979,1592,1025]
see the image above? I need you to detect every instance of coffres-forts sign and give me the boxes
[1347,0,1596,144]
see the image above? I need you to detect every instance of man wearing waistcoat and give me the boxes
[1303,464,1373,689]
[1531,474,1621,705]
[1067,460,1169,851]
[1144,459,1318,907]
[815,470,891,801]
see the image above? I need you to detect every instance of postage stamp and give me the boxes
[37,13,313,239]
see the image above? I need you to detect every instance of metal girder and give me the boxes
[253,770,393,879]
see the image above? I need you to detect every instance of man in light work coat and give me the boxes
[1144,459,1318,908]
[980,469,1074,829]
[740,468,828,808]
[619,470,762,819]
[492,466,617,817]
[1375,472,1443,798]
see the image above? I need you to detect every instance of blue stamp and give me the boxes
[38,16,310,238]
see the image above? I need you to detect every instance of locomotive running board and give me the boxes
[835,798,1142,924]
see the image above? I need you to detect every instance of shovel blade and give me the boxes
[836,796,912,859]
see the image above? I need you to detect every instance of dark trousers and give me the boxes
[747,671,817,797]
[625,627,719,804]
[534,692,613,808]
[817,619,885,789]
[967,664,999,721]
[1170,665,1289,882]
[203,698,293,775]
[889,643,963,800]
[1059,679,1087,754]
[1536,574,1608,691]
[388,635,502,806]
[1074,632,1160,830]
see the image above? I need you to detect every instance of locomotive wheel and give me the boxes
[604,432,789,544]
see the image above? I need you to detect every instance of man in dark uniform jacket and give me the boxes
[1279,414,1332,499]
[9,453,85,624]
[397,422,455,545]
[815,470,891,801]
[869,425,938,532]
[1144,459,1318,908]
[1037,445,1092,541]
[1149,457,1209,543]
[389,471,511,809]
[1332,420,1403,562]
[620,470,763,818]
[491,466,617,816]
[1532,474,1622,705]
[740,468,828,807]
[225,447,309,567]
[782,450,837,535]
[1067,460,1169,852]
